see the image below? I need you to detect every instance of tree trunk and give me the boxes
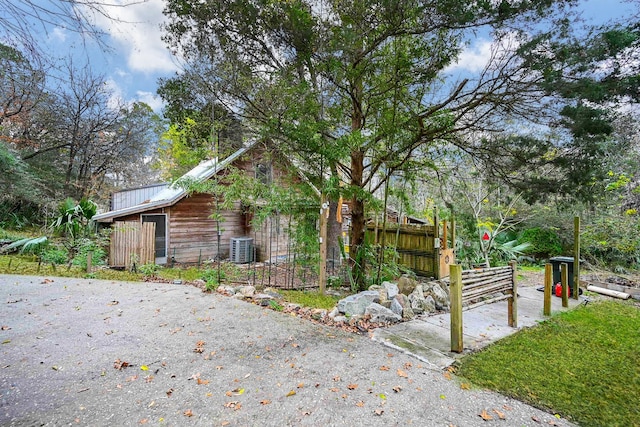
[326,199,343,276]
[350,149,366,290]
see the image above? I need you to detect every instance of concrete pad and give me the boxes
[373,285,586,370]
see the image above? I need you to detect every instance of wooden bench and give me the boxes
[449,261,517,353]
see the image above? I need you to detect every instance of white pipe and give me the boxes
[586,285,631,300]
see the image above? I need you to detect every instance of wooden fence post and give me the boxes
[573,216,581,300]
[544,263,552,316]
[86,250,93,273]
[319,194,328,295]
[561,262,569,308]
[450,264,463,353]
[508,261,518,327]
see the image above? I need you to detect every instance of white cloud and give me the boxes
[91,0,178,75]
[446,39,494,73]
[136,90,165,112]
[49,27,68,43]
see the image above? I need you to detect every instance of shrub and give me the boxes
[517,227,563,259]
[71,238,107,270]
[40,245,68,264]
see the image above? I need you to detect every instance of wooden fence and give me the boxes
[449,262,517,353]
[109,221,156,268]
[365,221,454,279]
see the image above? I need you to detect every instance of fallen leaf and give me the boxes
[493,409,506,420]
[374,409,384,416]
[531,416,541,423]
[286,390,296,397]
[140,365,149,371]
[215,366,223,370]
[379,393,387,400]
[548,421,560,426]
[397,368,408,378]
[113,359,129,370]
[145,376,154,383]
[392,386,402,393]
[460,383,471,390]
[166,388,174,397]
[347,383,358,390]
[1,326,10,331]
[355,401,365,407]
[183,409,193,417]
[329,387,339,392]
[197,378,210,385]
[139,419,148,424]
[2,339,10,345]
[379,365,390,371]
[225,391,232,397]
[232,388,245,395]
[224,401,241,411]
[443,372,452,380]
[107,301,119,306]
[403,362,413,369]
[333,376,341,382]
[479,410,493,421]
[341,393,348,399]
[260,399,271,405]
[297,383,304,388]
[440,394,446,399]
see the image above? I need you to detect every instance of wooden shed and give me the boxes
[93,141,311,268]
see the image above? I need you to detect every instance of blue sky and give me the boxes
[21,0,637,115]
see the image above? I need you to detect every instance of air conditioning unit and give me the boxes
[231,237,253,263]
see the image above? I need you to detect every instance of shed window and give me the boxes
[256,163,272,185]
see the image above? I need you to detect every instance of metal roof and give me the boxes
[93,141,258,223]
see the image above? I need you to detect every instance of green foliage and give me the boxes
[200,267,227,291]
[280,290,340,311]
[40,245,69,265]
[139,263,162,276]
[3,236,48,254]
[517,227,563,259]
[71,238,107,270]
[51,198,97,238]
[581,215,640,268]
[268,299,283,312]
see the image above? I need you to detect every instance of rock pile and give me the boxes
[331,274,450,324]
[212,274,450,329]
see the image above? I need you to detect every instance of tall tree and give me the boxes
[162,0,578,288]
[12,62,162,201]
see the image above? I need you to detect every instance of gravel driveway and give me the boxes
[0,274,574,426]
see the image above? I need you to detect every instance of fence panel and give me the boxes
[110,221,156,268]
[365,223,450,278]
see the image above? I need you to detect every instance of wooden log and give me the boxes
[508,260,517,328]
[450,264,463,353]
[586,285,631,300]
[462,280,512,300]
[463,294,511,311]
[461,272,512,288]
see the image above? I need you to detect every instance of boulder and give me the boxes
[390,294,415,320]
[369,285,389,306]
[337,290,380,317]
[382,281,399,300]
[397,274,418,295]
[423,281,450,311]
[365,303,402,323]
[238,285,256,297]
[408,284,426,314]
[423,295,436,313]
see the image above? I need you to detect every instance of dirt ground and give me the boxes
[0,274,577,427]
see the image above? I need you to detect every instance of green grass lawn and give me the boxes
[455,300,640,427]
